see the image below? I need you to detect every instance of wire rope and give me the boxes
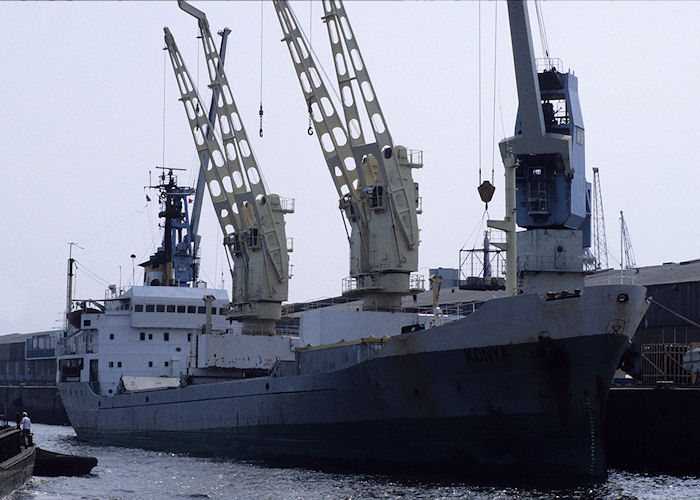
[534,0,550,59]
[259,0,264,138]
[162,48,167,169]
[286,5,360,140]
[477,0,482,186]
[490,1,498,185]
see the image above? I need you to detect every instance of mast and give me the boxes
[140,168,197,287]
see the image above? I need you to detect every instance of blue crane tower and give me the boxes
[498,0,592,294]
[140,168,197,287]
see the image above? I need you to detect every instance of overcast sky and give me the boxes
[1,1,698,334]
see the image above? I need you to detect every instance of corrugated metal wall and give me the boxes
[634,281,700,346]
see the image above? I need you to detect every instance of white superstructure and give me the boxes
[57,286,230,396]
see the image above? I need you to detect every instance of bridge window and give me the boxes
[527,182,549,214]
[156,305,165,312]
[527,167,549,214]
[135,304,143,312]
[187,306,196,314]
[167,305,175,313]
[140,332,145,341]
[148,361,153,367]
[163,332,170,341]
[145,305,155,313]
[197,306,205,314]
[177,306,186,313]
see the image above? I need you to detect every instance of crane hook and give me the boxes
[258,103,264,138]
[307,101,314,136]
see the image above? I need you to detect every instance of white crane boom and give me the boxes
[165,4,293,333]
[274,0,422,311]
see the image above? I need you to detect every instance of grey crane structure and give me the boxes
[620,211,635,270]
[164,1,293,334]
[188,28,230,282]
[591,167,609,270]
[274,0,423,312]
[493,0,592,294]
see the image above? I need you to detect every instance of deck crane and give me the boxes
[493,0,592,294]
[164,1,293,334]
[273,0,423,312]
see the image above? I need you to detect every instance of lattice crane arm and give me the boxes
[189,27,230,277]
[179,0,289,284]
[321,0,420,249]
[163,27,248,254]
[273,0,367,228]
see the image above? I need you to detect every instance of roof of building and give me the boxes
[585,259,700,287]
[0,333,28,344]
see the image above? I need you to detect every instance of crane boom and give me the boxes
[505,1,546,138]
[274,0,422,311]
[189,28,230,281]
[179,1,290,287]
[320,1,420,249]
[498,0,592,294]
[164,5,292,333]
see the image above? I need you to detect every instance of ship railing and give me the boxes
[275,325,300,336]
[402,300,483,317]
[397,147,423,168]
[281,296,361,316]
[536,57,565,73]
[409,273,426,293]
[279,197,296,214]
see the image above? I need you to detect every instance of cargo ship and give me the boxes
[57,272,647,481]
[57,0,650,484]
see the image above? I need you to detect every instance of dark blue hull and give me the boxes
[67,334,629,481]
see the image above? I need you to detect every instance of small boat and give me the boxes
[33,447,97,477]
[0,426,35,497]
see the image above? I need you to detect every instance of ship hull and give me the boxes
[59,285,647,482]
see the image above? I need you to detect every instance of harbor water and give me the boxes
[10,424,699,499]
